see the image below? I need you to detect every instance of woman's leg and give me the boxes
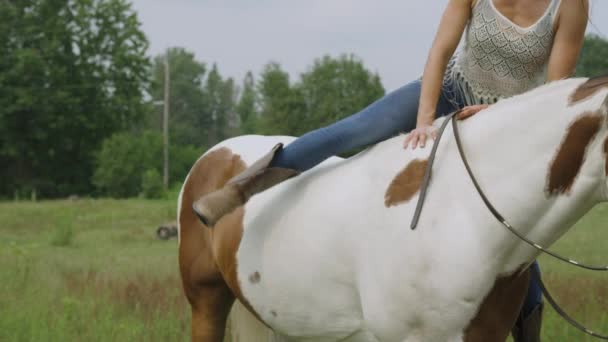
[513,261,544,341]
[272,79,429,171]
[523,262,543,316]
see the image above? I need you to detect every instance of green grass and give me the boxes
[0,198,187,342]
[1,199,607,341]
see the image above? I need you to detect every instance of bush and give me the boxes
[93,131,163,198]
[170,144,201,184]
[93,130,203,198]
[165,182,184,203]
[141,169,163,199]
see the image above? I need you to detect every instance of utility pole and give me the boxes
[163,53,170,191]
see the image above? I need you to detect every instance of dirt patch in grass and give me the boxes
[542,272,608,313]
[62,269,188,323]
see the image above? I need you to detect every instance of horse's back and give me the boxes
[209,135,297,165]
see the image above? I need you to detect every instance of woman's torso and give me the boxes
[447,0,562,105]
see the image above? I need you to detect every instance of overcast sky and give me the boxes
[130,0,608,91]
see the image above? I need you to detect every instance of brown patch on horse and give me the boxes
[546,113,603,196]
[178,147,253,340]
[211,207,268,325]
[569,75,608,106]
[179,148,247,298]
[464,267,531,342]
[384,159,428,207]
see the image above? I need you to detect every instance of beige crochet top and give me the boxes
[447,0,562,105]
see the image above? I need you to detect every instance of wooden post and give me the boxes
[163,53,170,191]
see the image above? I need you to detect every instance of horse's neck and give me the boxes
[441,79,603,266]
[364,78,603,272]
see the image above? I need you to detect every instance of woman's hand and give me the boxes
[403,124,438,149]
[404,103,489,150]
[457,104,489,120]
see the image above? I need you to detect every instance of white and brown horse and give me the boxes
[178,76,608,342]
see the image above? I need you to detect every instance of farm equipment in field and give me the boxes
[156,221,178,240]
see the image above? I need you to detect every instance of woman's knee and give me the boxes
[340,80,422,141]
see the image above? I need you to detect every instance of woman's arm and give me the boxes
[405,0,472,148]
[546,0,589,82]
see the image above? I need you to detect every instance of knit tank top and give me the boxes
[447,0,562,105]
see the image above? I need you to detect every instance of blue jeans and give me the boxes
[271,79,460,171]
[271,78,543,319]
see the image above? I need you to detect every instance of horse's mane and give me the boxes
[569,74,608,105]
[585,74,608,86]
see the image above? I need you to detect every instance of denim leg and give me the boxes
[522,261,543,316]
[271,79,459,172]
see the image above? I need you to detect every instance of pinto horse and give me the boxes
[178,76,608,342]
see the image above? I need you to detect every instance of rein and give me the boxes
[410,111,608,339]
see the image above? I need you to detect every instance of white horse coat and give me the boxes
[178,77,608,342]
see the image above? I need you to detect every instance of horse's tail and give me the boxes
[227,302,279,342]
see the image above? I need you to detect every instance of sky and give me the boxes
[130,0,608,92]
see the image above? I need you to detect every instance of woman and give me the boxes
[194,0,588,340]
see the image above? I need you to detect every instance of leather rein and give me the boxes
[410,111,608,339]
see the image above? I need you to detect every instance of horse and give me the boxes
[177,76,608,342]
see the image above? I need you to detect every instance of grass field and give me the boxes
[1,198,607,341]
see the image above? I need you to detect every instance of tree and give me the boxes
[204,64,237,146]
[0,0,150,198]
[297,54,384,134]
[236,71,258,134]
[256,62,306,136]
[222,77,240,138]
[576,34,608,77]
[149,48,208,147]
[255,56,385,137]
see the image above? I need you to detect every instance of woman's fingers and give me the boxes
[409,134,419,149]
[457,108,472,120]
[404,108,487,150]
[458,104,489,120]
[404,126,438,150]
[430,129,438,140]
[403,133,414,148]
[418,132,427,148]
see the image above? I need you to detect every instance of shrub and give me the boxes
[92,131,163,198]
[141,169,164,199]
[93,130,202,198]
[170,144,201,185]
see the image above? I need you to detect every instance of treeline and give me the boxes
[1,0,150,198]
[1,0,607,199]
[93,50,385,198]
[0,0,384,199]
